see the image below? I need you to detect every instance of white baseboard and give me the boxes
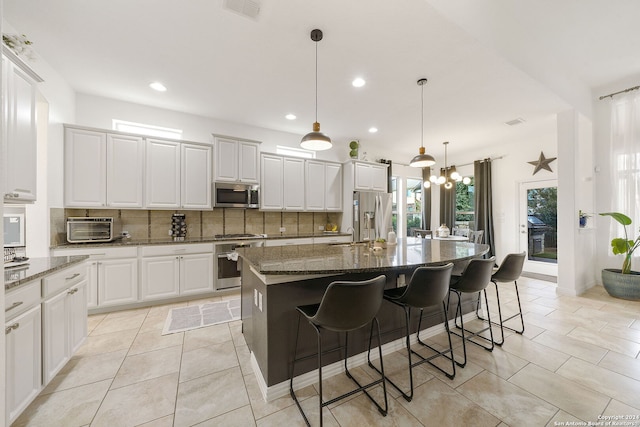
[249,311,478,402]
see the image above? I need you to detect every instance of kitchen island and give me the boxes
[236,237,489,399]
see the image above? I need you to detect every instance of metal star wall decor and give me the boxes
[528,151,557,175]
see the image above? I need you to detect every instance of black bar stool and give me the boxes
[368,263,455,402]
[289,275,388,427]
[476,252,526,345]
[447,256,496,367]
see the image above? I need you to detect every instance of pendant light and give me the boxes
[300,29,332,151]
[429,141,469,188]
[409,78,436,167]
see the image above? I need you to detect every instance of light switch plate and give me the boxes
[258,292,263,311]
[279,227,286,232]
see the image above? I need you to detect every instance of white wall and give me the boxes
[438,119,558,266]
[75,93,347,164]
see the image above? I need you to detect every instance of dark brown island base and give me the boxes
[236,237,490,397]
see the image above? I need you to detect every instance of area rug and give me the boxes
[162,298,240,335]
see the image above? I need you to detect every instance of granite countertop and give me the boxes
[236,237,490,275]
[5,255,89,291]
[51,232,352,249]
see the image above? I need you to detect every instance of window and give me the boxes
[276,145,315,159]
[455,177,475,231]
[391,177,398,233]
[406,178,423,236]
[112,119,183,139]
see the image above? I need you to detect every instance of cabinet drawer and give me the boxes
[141,243,214,257]
[5,280,40,321]
[51,247,138,259]
[42,263,88,298]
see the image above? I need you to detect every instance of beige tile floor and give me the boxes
[13,277,640,427]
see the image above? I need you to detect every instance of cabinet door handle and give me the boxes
[4,192,19,198]
[5,301,23,312]
[66,273,80,280]
[5,323,19,334]
[68,288,78,295]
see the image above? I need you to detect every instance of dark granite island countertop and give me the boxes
[236,237,489,280]
[236,238,489,398]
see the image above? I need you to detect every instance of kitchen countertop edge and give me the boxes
[50,232,352,249]
[5,255,90,291]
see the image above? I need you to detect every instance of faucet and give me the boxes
[346,226,354,243]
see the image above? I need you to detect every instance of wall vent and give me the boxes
[505,117,525,126]
[223,0,260,20]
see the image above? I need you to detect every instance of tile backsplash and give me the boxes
[50,208,342,246]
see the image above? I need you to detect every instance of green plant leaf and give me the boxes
[600,212,632,226]
[611,238,632,255]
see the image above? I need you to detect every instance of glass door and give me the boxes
[519,180,558,277]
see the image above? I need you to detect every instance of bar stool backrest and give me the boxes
[310,275,387,332]
[453,257,496,293]
[492,252,526,283]
[396,263,453,308]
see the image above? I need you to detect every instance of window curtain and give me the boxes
[609,92,640,264]
[474,159,495,257]
[422,167,431,230]
[439,168,455,230]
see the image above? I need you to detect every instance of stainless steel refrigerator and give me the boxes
[353,191,393,241]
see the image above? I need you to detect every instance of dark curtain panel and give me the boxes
[422,167,431,230]
[474,158,495,257]
[439,168,455,230]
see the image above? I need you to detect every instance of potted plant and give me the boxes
[599,212,640,300]
[579,210,590,228]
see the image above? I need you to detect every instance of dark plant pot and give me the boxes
[579,216,587,227]
[601,268,640,301]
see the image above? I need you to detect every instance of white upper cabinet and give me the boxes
[352,161,388,192]
[145,138,181,208]
[106,134,145,208]
[145,138,213,209]
[64,128,107,207]
[260,154,284,210]
[305,160,342,212]
[65,127,144,208]
[214,136,259,183]
[181,143,212,209]
[3,50,42,204]
[65,126,212,209]
[305,160,326,211]
[325,162,343,211]
[283,157,305,210]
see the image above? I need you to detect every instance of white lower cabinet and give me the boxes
[313,235,352,244]
[42,263,88,384]
[5,262,90,425]
[264,238,314,247]
[141,244,214,301]
[98,258,139,307]
[52,247,139,309]
[5,304,41,426]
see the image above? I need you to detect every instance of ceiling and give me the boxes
[4,0,640,164]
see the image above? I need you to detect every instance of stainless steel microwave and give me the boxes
[66,217,122,243]
[213,183,259,208]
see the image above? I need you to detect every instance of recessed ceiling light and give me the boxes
[149,82,167,92]
[285,114,297,120]
[352,78,366,88]
[368,127,378,133]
